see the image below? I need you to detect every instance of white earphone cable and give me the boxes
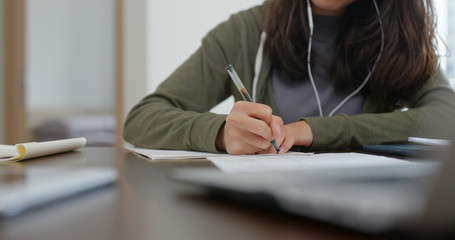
[253,0,384,116]
[252,32,267,102]
[328,0,384,116]
[306,0,385,117]
[306,0,323,116]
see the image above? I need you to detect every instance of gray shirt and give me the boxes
[272,14,364,124]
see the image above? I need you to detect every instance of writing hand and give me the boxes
[216,101,283,154]
[266,121,314,154]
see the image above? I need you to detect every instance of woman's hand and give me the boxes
[265,120,314,154]
[216,101,283,154]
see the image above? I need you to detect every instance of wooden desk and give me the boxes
[0,147,414,240]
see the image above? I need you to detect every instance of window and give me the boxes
[435,0,455,87]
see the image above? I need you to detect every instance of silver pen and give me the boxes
[225,64,281,153]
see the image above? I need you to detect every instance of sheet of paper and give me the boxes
[125,147,311,161]
[125,147,226,160]
[208,152,419,173]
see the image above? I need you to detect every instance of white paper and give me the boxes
[0,138,86,162]
[125,147,226,160]
[125,146,311,161]
[208,152,419,173]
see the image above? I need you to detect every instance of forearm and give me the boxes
[302,70,455,151]
[124,95,227,152]
[304,110,422,150]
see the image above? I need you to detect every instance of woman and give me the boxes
[124,0,455,154]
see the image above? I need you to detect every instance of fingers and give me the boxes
[278,134,295,153]
[223,101,313,155]
[265,116,284,154]
[225,123,274,154]
[267,121,314,154]
[270,115,283,141]
[223,101,282,154]
[240,101,273,124]
[227,102,275,140]
[226,132,271,154]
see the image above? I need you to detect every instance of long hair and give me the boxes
[266,0,438,110]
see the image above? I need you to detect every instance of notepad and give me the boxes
[125,147,226,160]
[0,137,86,162]
[125,146,312,161]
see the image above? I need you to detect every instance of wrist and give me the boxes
[215,122,226,151]
[300,120,314,147]
[286,120,314,147]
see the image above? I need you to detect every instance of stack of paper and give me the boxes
[125,147,424,174]
[125,147,312,161]
[207,152,422,173]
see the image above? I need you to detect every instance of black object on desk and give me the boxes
[362,144,440,156]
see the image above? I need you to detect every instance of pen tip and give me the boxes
[271,139,280,153]
[225,64,233,70]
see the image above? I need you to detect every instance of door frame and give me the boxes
[3,0,126,146]
[115,0,125,147]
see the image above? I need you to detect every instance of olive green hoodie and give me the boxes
[123,2,455,152]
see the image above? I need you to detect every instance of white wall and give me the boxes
[0,0,5,143]
[25,0,116,112]
[146,0,264,113]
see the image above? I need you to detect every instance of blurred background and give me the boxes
[0,0,263,146]
[0,0,454,146]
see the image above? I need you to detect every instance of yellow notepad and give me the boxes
[0,137,86,162]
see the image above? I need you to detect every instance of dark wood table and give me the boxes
[0,147,435,240]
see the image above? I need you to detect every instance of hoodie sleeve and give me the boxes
[123,5,268,152]
[303,71,455,150]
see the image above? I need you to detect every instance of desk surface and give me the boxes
[0,147,419,240]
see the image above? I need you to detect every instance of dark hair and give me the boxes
[266,0,438,110]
